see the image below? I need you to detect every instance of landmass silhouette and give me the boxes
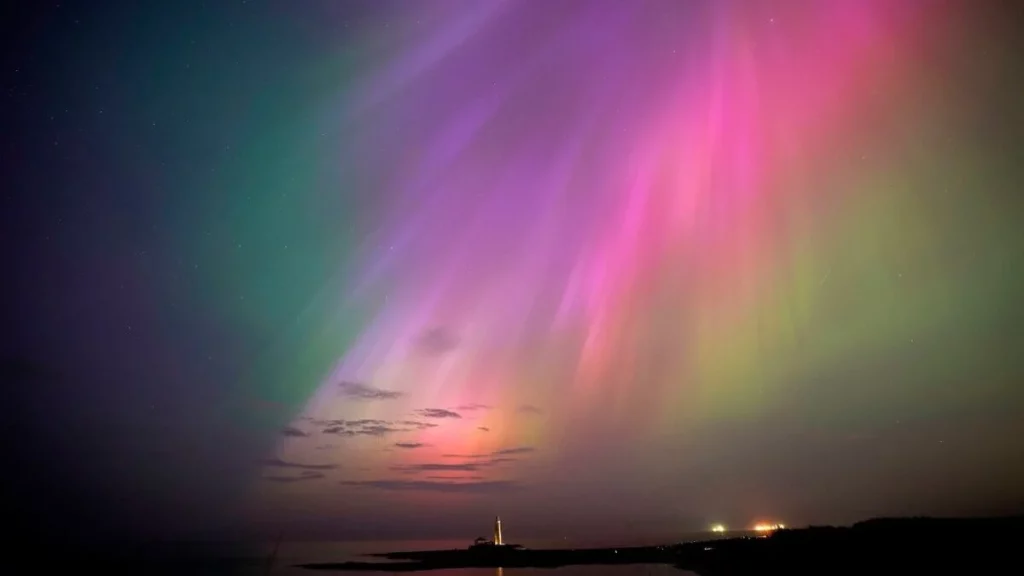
[298,516,1024,574]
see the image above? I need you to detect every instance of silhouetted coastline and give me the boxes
[298,516,1024,574]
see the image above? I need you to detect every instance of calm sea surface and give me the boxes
[156,538,708,575]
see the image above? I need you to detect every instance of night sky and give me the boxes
[3,0,1024,547]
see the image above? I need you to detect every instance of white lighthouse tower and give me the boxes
[493,516,504,546]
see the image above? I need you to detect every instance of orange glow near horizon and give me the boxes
[752,523,785,533]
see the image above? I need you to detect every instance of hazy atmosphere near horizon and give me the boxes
[3,0,1024,548]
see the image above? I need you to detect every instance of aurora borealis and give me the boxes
[4,0,1024,545]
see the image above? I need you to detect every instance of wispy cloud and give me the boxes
[416,408,462,419]
[264,471,325,483]
[443,446,535,458]
[348,419,389,426]
[361,424,402,436]
[477,426,490,432]
[338,381,403,401]
[324,423,403,437]
[318,417,430,437]
[263,457,337,471]
[340,479,518,493]
[394,442,427,449]
[517,404,543,415]
[393,463,482,472]
[318,418,445,438]
[493,446,535,455]
[399,420,439,430]
[281,426,310,438]
[392,458,519,473]
[456,403,492,411]
[311,418,347,427]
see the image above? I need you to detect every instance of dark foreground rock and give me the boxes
[678,516,1024,575]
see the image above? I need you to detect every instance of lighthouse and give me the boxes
[494,516,503,546]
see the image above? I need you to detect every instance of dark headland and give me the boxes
[298,516,1024,575]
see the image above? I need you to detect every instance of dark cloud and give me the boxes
[398,420,439,430]
[339,480,518,493]
[456,403,492,411]
[393,458,518,473]
[443,447,535,458]
[493,446,535,455]
[425,475,486,481]
[338,381,403,401]
[262,457,337,471]
[477,426,490,432]
[361,425,402,437]
[310,418,348,427]
[315,445,336,450]
[302,418,444,440]
[264,471,326,483]
[320,419,405,437]
[324,424,401,437]
[416,408,462,419]
[281,426,310,438]
[416,327,459,356]
[517,404,544,415]
[394,463,482,472]
[394,442,427,449]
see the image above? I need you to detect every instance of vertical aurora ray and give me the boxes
[246,0,1024,533]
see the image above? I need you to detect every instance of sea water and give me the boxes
[144,539,701,575]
